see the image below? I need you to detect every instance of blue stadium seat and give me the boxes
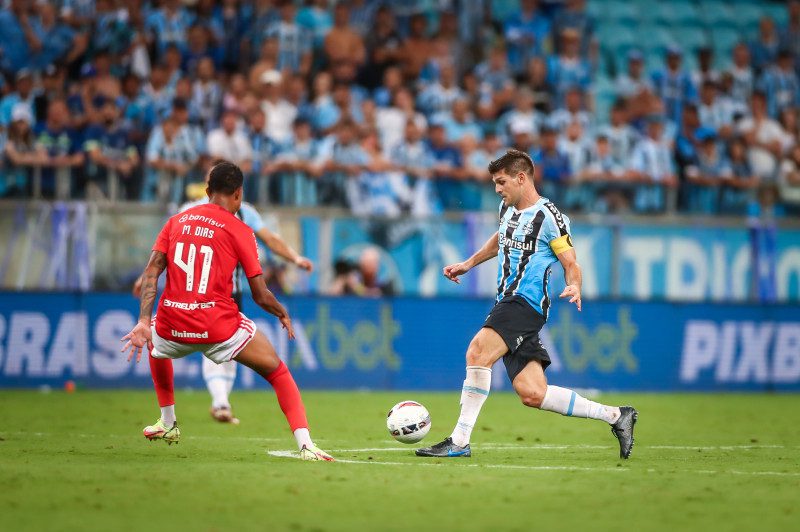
[602,1,640,25]
[598,24,636,54]
[710,26,744,57]
[762,3,788,26]
[671,26,711,54]
[733,3,767,33]
[700,1,738,29]
[637,25,675,52]
[651,1,701,27]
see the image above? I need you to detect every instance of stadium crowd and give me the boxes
[0,0,799,216]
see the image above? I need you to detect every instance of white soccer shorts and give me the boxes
[150,313,257,364]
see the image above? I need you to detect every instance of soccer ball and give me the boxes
[386,400,431,444]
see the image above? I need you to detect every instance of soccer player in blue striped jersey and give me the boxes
[416,149,638,460]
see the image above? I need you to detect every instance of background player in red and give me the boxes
[121,161,333,461]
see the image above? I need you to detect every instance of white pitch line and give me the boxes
[267,450,626,473]
[267,449,800,477]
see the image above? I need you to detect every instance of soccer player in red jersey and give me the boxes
[121,161,333,461]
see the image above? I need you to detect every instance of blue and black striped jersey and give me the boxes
[495,198,573,320]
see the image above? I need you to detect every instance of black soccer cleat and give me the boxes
[611,406,638,459]
[415,437,471,458]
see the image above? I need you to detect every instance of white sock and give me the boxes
[293,428,313,450]
[203,358,236,409]
[160,405,176,427]
[450,366,492,447]
[206,378,231,409]
[540,385,620,424]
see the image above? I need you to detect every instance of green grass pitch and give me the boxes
[1,389,798,531]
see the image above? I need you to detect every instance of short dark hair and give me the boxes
[207,160,244,195]
[488,149,535,179]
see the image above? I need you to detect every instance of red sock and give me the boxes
[149,355,175,407]
[266,361,308,431]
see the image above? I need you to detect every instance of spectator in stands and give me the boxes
[474,46,515,100]
[504,0,550,75]
[275,117,325,206]
[373,66,403,109]
[36,99,85,199]
[698,81,734,140]
[720,136,758,214]
[399,14,432,82]
[297,0,333,50]
[599,100,639,165]
[191,57,223,131]
[497,87,543,145]
[0,0,43,75]
[390,119,439,217]
[206,109,253,177]
[0,69,36,129]
[361,6,403,90]
[443,99,482,143]
[549,86,591,134]
[534,125,570,203]
[417,62,464,118]
[780,1,800,68]
[2,104,48,198]
[265,0,312,76]
[523,56,554,114]
[548,28,591,107]
[629,115,678,212]
[554,0,595,57]
[247,107,281,202]
[143,63,175,125]
[651,46,697,126]
[348,0,378,37]
[684,128,730,214]
[427,122,463,210]
[728,42,755,107]
[145,0,194,59]
[321,118,368,206]
[757,49,799,119]
[778,143,800,213]
[145,116,199,203]
[243,0,280,63]
[738,91,788,181]
[260,69,297,143]
[324,2,366,81]
[691,47,720,89]
[749,16,780,74]
[350,130,411,217]
[559,120,592,182]
[615,50,652,102]
[582,133,631,213]
[32,3,81,72]
[83,97,139,199]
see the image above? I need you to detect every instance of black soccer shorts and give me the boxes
[483,295,551,382]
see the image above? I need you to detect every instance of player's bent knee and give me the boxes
[517,386,546,408]
[465,342,492,367]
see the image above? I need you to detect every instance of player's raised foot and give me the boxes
[415,437,471,457]
[143,419,181,445]
[300,444,335,461]
[611,406,638,459]
[210,406,240,425]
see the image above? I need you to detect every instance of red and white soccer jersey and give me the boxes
[152,202,262,344]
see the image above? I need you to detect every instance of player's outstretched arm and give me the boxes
[255,227,314,272]
[121,251,167,362]
[247,274,296,339]
[557,248,582,312]
[443,232,499,284]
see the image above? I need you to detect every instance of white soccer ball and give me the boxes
[386,400,431,444]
